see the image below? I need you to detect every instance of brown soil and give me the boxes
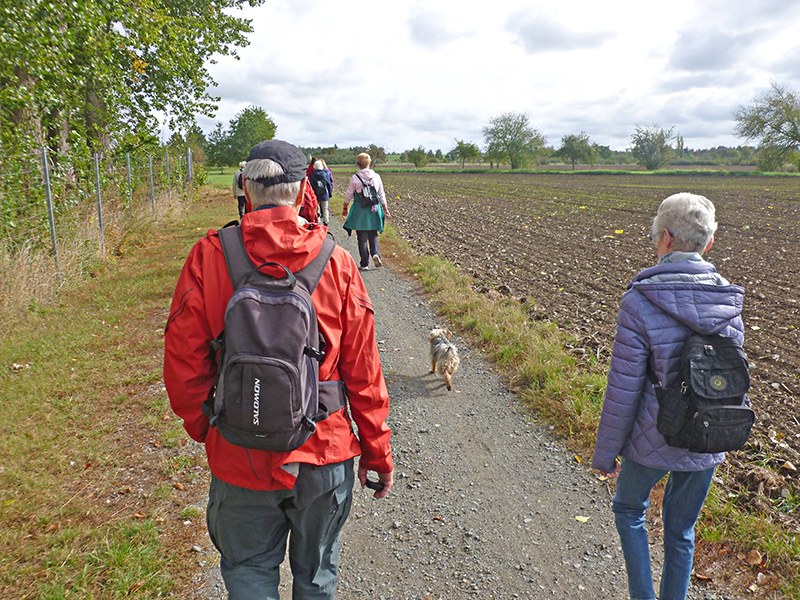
[376,170,800,540]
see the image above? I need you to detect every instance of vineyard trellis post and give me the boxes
[165,152,171,195]
[148,154,155,213]
[41,147,60,280]
[93,154,105,254]
[125,153,132,203]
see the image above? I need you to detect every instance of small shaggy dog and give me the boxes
[429,328,460,391]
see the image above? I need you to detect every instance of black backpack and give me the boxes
[236,171,243,191]
[202,226,346,452]
[354,173,380,208]
[309,171,328,200]
[648,332,754,453]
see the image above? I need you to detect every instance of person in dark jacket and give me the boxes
[308,160,333,225]
[592,193,745,600]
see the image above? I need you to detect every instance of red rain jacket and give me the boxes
[164,205,392,490]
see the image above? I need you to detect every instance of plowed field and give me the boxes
[360,171,800,530]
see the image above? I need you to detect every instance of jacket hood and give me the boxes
[629,259,745,334]
[211,205,327,278]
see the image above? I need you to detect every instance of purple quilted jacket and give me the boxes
[591,253,745,474]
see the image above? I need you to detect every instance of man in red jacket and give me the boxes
[164,139,393,599]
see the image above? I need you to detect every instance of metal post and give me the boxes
[187,147,193,183]
[148,154,155,213]
[165,152,171,195]
[41,147,60,279]
[94,153,105,254]
[126,152,132,202]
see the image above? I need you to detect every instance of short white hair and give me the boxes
[242,159,301,208]
[314,160,324,170]
[651,192,717,253]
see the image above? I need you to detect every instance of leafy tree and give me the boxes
[555,132,596,170]
[205,123,231,170]
[406,146,430,168]
[630,125,674,170]
[205,106,277,168]
[367,144,387,164]
[482,112,547,169]
[227,106,277,163]
[734,83,800,171]
[451,139,481,168]
[0,0,262,162]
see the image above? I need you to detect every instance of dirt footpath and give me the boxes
[195,220,741,600]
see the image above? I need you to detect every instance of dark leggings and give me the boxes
[356,230,380,268]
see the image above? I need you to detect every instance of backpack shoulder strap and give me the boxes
[218,225,254,290]
[294,237,336,294]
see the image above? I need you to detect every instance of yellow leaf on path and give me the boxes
[574,455,582,464]
[575,516,589,523]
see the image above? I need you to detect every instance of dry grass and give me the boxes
[0,189,189,327]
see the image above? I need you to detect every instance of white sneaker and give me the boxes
[359,265,369,271]
[372,255,383,268]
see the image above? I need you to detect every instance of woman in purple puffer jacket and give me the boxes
[592,193,745,600]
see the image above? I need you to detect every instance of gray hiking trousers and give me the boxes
[207,459,354,600]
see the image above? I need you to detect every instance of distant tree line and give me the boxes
[156,86,800,176]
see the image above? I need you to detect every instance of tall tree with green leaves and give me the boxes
[406,146,430,168]
[630,125,674,170]
[451,139,481,168]
[733,83,800,171]
[226,106,278,163]
[367,144,387,164]
[555,132,596,170]
[482,112,546,170]
[0,0,262,163]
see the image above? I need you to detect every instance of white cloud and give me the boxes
[193,0,800,153]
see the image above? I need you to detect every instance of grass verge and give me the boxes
[0,188,226,598]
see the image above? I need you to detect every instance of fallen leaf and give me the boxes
[574,455,582,464]
[745,549,762,566]
[695,573,712,582]
[129,580,145,592]
[172,482,185,491]
[133,512,147,519]
[575,516,589,523]
[119,486,132,495]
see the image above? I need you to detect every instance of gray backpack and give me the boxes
[203,226,346,452]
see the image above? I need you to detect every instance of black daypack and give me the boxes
[309,171,328,200]
[236,171,244,191]
[648,332,754,454]
[354,173,380,208]
[202,226,346,452]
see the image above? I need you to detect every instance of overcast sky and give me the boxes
[194,0,800,153]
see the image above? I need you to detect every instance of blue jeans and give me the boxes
[612,458,715,600]
[207,459,354,600]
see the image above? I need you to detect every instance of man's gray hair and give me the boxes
[651,192,717,253]
[242,159,302,208]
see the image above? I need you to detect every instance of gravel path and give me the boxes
[193,223,740,600]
